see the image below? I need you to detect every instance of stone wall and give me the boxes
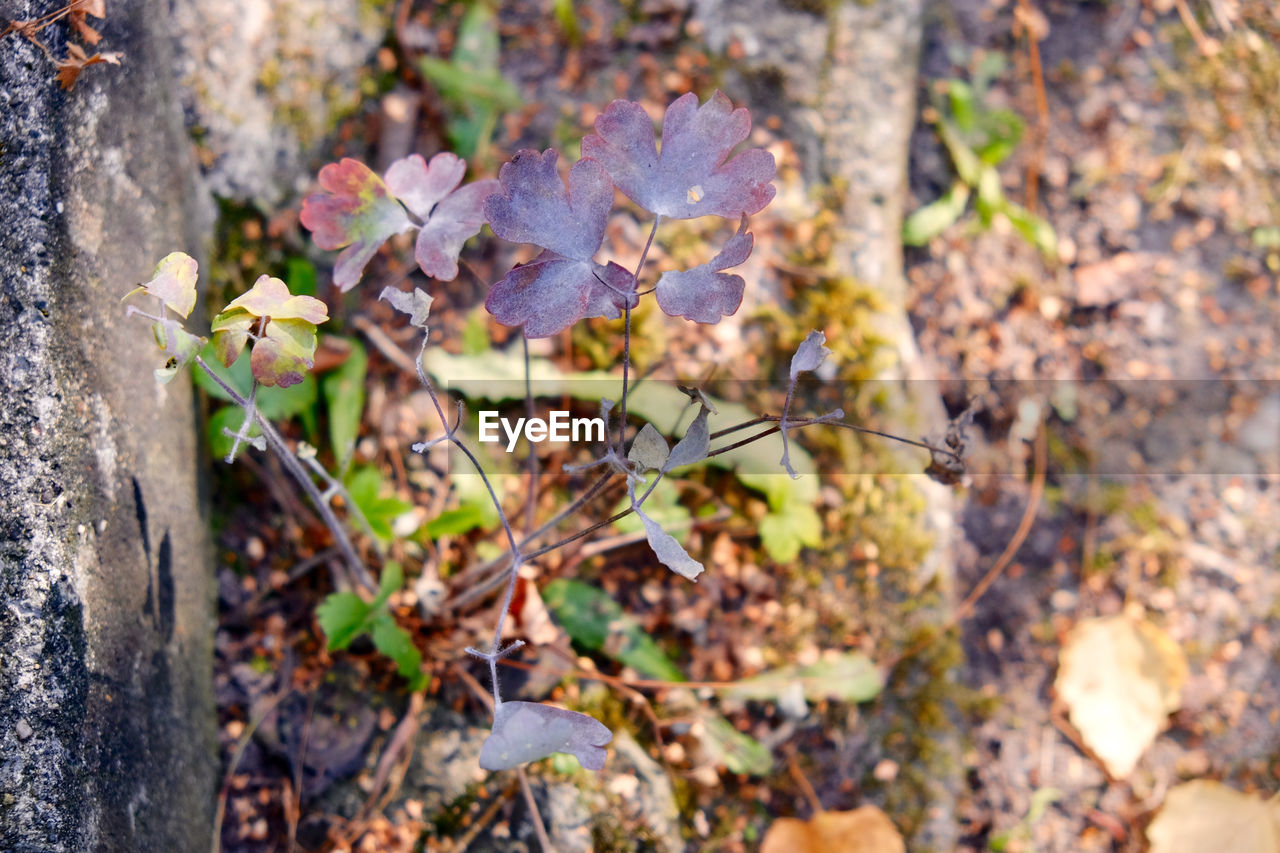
[0,1,216,849]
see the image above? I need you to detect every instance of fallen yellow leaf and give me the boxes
[1147,780,1280,853]
[761,805,905,853]
[1055,615,1187,777]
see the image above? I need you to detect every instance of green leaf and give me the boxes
[316,591,375,651]
[193,341,317,420]
[423,473,501,538]
[461,306,491,355]
[937,119,981,185]
[975,165,1004,224]
[208,404,262,461]
[375,560,404,605]
[418,2,521,159]
[321,338,367,473]
[542,579,685,682]
[947,79,976,133]
[758,501,822,564]
[552,0,580,43]
[370,612,426,691]
[725,651,883,704]
[700,714,773,776]
[286,257,318,297]
[346,467,414,543]
[902,182,970,246]
[975,108,1024,165]
[1004,202,1058,258]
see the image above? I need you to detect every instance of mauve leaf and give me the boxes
[664,404,711,471]
[479,701,613,771]
[300,158,415,291]
[637,507,704,581]
[654,219,752,323]
[379,286,433,330]
[789,330,831,380]
[384,152,499,280]
[581,91,776,220]
[485,253,636,338]
[484,150,612,262]
[135,252,199,318]
[383,152,467,219]
[221,275,329,324]
[628,423,670,472]
[251,318,319,388]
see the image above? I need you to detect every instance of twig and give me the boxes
[786,749,825,814]
[1016,0,1050,213]
[517,768,555,852]
[1173,0,1216,56]
[953,419,1047,621]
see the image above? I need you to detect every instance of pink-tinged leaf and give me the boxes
[637,508,705,581]
[250,318,318,388]
[133,252,199,318]
[379,286,433,330]
[484,150,612,261]
[221,275,329,324]
[300,159,414,291]
[479,701,613,771]
[384,153,500,281]
[789,330,831,380]
[383,152,467,219]
[210,313,254,367]
[582,91,776,220]
[653,220,753,323]
[485,254,636,338]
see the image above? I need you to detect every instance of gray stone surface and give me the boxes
[0,1,216,850]
[169,0,387,204]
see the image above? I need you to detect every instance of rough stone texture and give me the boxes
[0,1,216,850]
[169,0,387,204]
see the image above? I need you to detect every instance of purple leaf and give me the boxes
[789,330,832,380]
[300,159,415,292]
[483,150,631,337]
[653,218,753,323]
[484,150,613,261]
[479,701,613,771]
[384,153,499,281]
[581,91,776,220]
[485,254,636,338]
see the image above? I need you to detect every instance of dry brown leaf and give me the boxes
[1055,615,1187,778]
[1147,780,1280,853]
[760,806,905,853]
[54,43,122,90]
